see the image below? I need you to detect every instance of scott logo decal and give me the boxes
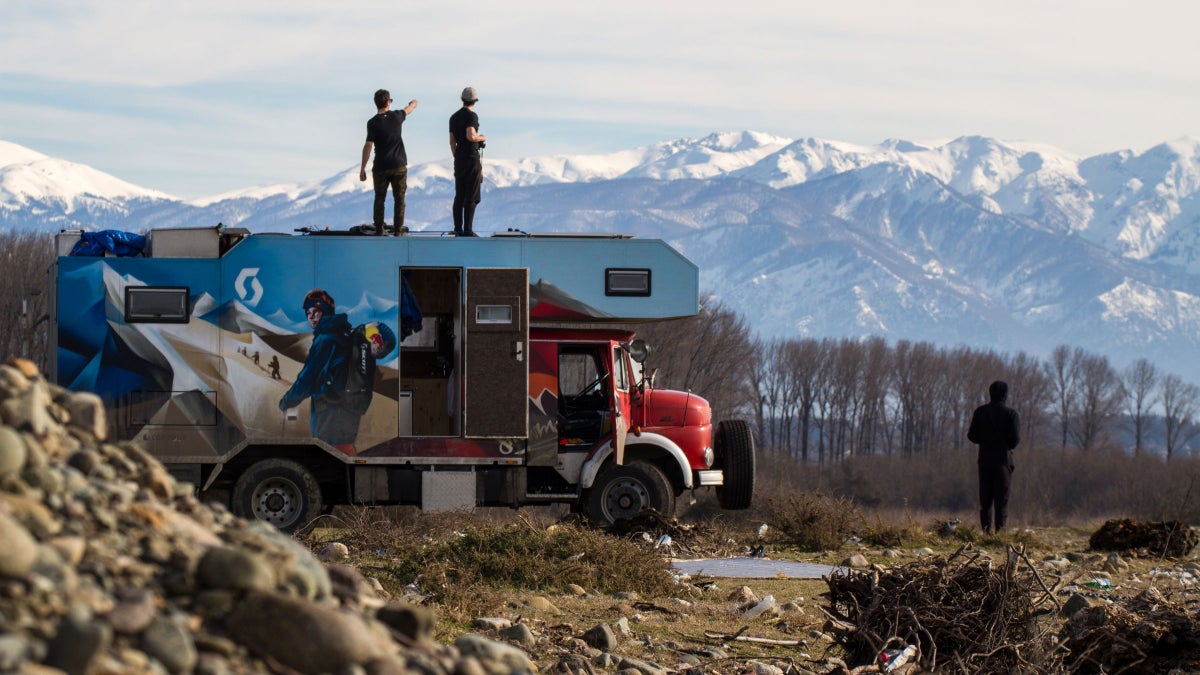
[235,268,263,307]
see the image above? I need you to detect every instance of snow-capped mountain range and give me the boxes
[6,131,1200,383]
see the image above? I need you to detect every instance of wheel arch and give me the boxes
[206,443,350,506]
[580,432,693,492]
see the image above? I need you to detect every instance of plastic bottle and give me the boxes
[878,644,918,672]
[740,594,775,619]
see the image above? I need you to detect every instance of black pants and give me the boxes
[453,157,482,233]
[978,463,1012,532]
[372,167,408,232]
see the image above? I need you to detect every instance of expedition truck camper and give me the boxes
[49,226,755,532]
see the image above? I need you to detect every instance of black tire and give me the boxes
[231,459,322,533]
[586,460,675,524]
[714,419,755,510]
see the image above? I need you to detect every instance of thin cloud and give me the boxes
[1,0,1198,197]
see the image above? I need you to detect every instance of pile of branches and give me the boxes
[1059,586,1200,674]
[822,545,1059,674]
[1088,518,1198,557]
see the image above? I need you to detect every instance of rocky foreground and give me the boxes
[0,359,541,674]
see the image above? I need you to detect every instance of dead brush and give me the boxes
[823,544,1062,674]
[766,492,863,551]
[604,509,747,558]
[859,517,923,548]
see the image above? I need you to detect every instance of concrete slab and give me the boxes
[672,557,846,579]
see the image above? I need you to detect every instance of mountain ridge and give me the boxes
[6,132,1200,383]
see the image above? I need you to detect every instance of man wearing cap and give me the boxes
[360,89,418,235]
[449,87,487,236]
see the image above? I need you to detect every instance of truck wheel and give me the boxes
[231,459,322,533]
[587,460,675,524]
[715,420,755,510]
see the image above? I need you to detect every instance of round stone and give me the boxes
[0,426,27,477]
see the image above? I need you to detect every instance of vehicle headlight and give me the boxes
[703,446,714,468]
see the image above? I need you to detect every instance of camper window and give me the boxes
[605,268,651,296]
[476,305,513,324]
[125,286,190,323]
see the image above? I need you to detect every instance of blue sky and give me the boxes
[3,1,1200,199]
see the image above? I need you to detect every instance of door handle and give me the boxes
[512,341,524,362]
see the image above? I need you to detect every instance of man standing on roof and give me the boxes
[449,86,486,236]
[360,89,418,236]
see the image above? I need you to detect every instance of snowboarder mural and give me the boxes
[279,289,397,455]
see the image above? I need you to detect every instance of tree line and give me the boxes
[638,297,1200,462]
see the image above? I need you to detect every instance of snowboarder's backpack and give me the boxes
[342,321,397,414]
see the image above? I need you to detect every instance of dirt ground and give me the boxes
[315,518,1200,674]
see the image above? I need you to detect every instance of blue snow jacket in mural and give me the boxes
[279,312,353,413]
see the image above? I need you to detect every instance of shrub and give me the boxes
[766,492,863,551]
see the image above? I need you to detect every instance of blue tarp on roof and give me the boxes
[69,230,147,257]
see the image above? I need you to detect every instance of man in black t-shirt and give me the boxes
[448,86,487,236]
[360,89,418,235]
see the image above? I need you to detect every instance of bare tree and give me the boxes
[747,338,774,451]
[784,339,823,463]
[1069,353,1122,451]
[1122,358,1159,455]
[892,340,942,457]
[855,337,890,456]
[1160,374,1200,460]
[748,338,798,455]
[1048,345,1080,449]
[1005,351,1055,449]
[0,232,54,368]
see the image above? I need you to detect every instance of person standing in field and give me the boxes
[360,89,418,235]
[967,380,1020,534]
[448,86,486,236]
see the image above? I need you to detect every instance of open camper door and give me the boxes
[464,268,529,438]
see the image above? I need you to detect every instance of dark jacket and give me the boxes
[967,382,1020,468]
[279,313,352,410]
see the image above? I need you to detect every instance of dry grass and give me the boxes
[299,503,1199,673]
[303,508,679,617]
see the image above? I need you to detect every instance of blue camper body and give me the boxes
[50,226,754,530]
